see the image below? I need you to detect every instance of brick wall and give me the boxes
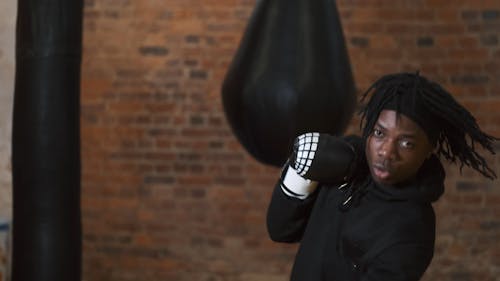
[81,0,500,280]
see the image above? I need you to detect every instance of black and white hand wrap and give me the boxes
[292,132,320,177]
[278,132,321,200]
[280,165,318,200]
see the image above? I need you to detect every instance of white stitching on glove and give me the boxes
[293,132,320,176]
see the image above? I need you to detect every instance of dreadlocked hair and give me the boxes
[359,72,499,180]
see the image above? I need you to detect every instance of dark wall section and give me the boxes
[12,0,83,280]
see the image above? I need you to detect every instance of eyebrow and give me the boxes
[374,122,418,139]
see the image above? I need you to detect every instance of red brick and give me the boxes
[81,1,500,280]
[449,49,490,60]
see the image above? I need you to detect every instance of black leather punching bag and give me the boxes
[12,0,83,280]
[222,0,356,167]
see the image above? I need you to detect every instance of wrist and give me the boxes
[280,165,318,199]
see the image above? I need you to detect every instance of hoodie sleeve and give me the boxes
[266,178,319,243]
[266,134,364,243]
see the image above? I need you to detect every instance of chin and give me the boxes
[372,174,398,186]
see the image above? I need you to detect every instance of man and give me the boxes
[267,72,497,281]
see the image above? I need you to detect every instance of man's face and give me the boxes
[365,110,435,186]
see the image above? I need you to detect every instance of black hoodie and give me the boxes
[267,141,445,281]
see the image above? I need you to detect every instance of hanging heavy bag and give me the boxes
[221,0,356,167]
[12,1,83,280]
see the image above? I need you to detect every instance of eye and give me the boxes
[373,128,383,138]
[399,139,414,149]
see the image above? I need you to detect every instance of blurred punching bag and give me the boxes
[12,0,83,280]
[222,0,356,166]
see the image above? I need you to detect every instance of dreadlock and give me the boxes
[359,72,498,180]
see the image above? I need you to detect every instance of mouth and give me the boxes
[372,163,392,181]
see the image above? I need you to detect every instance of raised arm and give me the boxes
[266,133,364,242]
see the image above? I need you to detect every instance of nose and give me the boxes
[378,139,397,160]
